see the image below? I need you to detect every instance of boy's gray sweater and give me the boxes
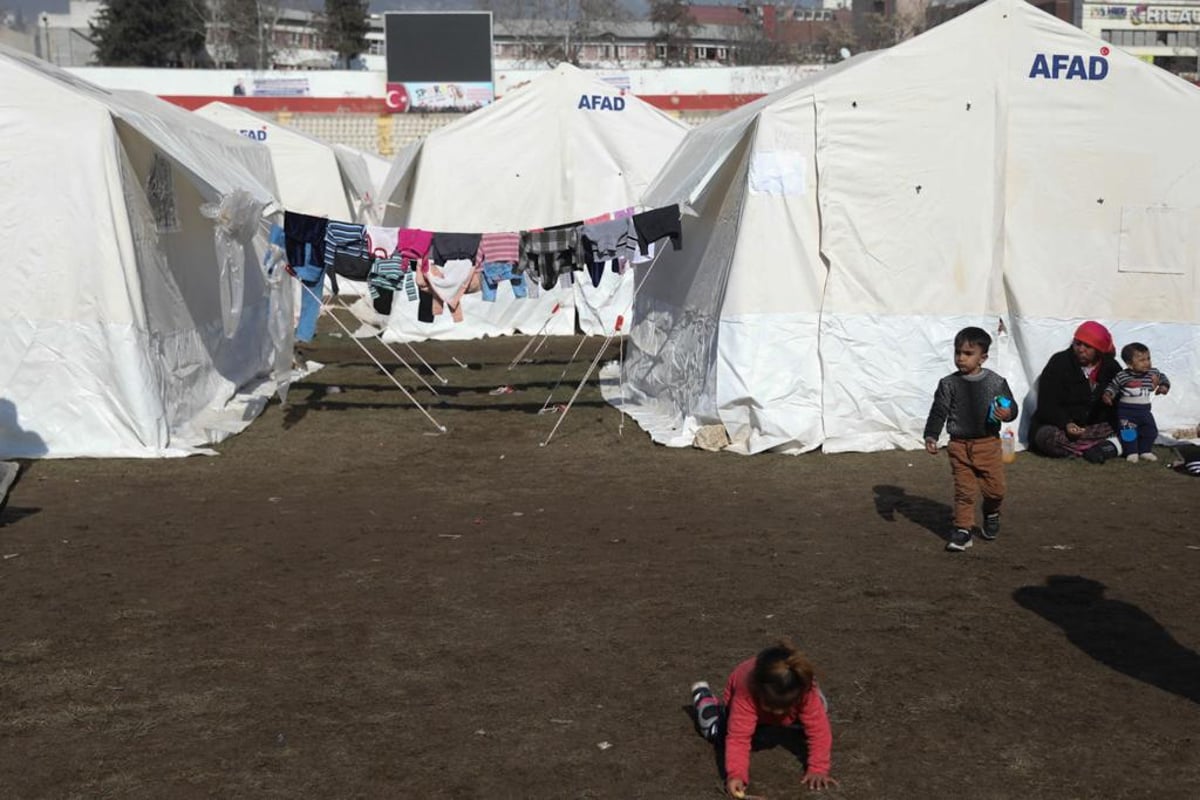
[923,368,1018,441]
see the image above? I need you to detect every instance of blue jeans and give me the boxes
[480,262,527,302]
[292,244,324,343]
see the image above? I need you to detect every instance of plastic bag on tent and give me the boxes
[260,218,296,404]
[201,190,264,338]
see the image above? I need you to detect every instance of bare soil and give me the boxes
[2,332,1197,800]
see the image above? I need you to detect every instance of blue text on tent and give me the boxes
[578,94,626,111]
[238,128,269,141]
[1028,53,1109,81]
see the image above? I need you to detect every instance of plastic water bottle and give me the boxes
[1001,429,1016,464]
[989,395,1013,424]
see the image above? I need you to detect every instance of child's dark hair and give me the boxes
[1120,342,1149,364]
[751,639,815,710]
[954,326,992,354]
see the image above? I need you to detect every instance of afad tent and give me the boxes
[333,143,392,225]
[616,0,1200,454]
[378,63,689,342]
[195,102,373,223]
[0,47,293,458]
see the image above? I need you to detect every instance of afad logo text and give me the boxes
[578,94,626,111]
[238,127,268,141]
[1029,47,1110,81]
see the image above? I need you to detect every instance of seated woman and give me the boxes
[1031,321,1122,462]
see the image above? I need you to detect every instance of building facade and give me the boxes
[1082,1,1200,75]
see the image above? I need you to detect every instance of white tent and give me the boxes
[0,47,293,458]
[615,0,1200,454]
[333,143,392,225]
[195,102,384,306]
[378,63,689,342]
[195,102,364,223]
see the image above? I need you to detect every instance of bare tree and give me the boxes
[735,23,794,66]
[202,0,282,69]
[648,0,694,66]
[492,0,628,67]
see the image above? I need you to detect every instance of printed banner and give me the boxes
[385,82,494,113]
[251,77,311,97]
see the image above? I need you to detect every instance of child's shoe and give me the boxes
[980,513,1000,541]
[945,528,973,551]
[690,681,720,741]
[1126,453,1140,463]
[1140,452,1158,462]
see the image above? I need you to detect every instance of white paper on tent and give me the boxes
[749,151,806,196]
[1118,205,1194,275]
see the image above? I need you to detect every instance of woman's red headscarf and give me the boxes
[1073,320,1114,384]
[1074,321,1115,355]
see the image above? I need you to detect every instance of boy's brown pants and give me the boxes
[947,437,1006,530]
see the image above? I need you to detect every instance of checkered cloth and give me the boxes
[520,227,580,290]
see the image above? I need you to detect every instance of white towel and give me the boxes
[428,259,474,304]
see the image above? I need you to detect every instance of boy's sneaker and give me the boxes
[690,681,720,740]
[981,513,1001,541]
[945,528,973,551]
[1140,452,1158,462]
[1126,453,1140,463]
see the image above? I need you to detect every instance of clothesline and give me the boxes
[272,202,684,444]
[274,202,683,342]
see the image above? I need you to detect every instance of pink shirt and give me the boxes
[397,228,433,271]
[722,658,833,783]
[476,232,520,266]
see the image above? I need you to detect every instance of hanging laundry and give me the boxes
[324,220,373,287]
[367,257,409,297]
[283,210,328,270]
[631,241,656,265]
[429,232,482,266]
[480,262,527,302]
[632,204,682,255]
[581,218,638,288]
[283,211,329,343]
[427,258,476,323]
[373,291,394,316]
[398,228,434,269]
[475,232,520,267]
[416,285,434,323]
[365,225,400,258]
[323,221,369,270]
[520,227,580,290]
[378,228,433,316]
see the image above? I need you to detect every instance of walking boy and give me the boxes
[924,327,1019,552]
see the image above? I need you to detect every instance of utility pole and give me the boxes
[40,13,51,63]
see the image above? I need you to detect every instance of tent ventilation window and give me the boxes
[1117,205,1192,275]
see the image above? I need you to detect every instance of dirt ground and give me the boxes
[2,331,1197,800]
